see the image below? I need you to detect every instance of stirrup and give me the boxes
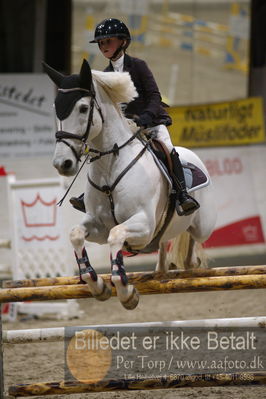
[176,194,200,216]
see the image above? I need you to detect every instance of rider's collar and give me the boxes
[111,54,124,72]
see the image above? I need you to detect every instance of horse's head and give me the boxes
[43,59,104,176]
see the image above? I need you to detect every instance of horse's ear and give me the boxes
[42,61,65,87]
[79,59,93,90]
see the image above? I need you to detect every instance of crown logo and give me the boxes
[21,193,57,227]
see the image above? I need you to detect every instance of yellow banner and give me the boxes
[168,97,265,147]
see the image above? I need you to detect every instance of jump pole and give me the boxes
[0,273,266,303]
[3,316,266,344]
[8,372,266,397]
[4,265,266,289]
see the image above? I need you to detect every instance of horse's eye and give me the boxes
[80,105,88,114]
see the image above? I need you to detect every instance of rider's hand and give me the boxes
[134,113,153,128]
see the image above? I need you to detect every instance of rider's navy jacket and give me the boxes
[104,54,172,127]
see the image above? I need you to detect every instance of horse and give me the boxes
[43,59,217,310]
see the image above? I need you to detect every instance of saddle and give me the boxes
[149,139,209,194]
[127,119,209,192]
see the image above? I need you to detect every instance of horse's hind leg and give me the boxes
[155,242,169,273]
[183,236,198,269]
[70,225,111,301]
[183,236,204,269]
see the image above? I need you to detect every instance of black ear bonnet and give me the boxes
[42,59,94,121]
[54,75,89,120]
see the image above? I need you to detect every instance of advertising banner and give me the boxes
[0,74,55,158]
[168,97,265,147]
[196,147,265,247]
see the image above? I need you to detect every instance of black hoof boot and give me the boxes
[69,193,86,213]
[111,251,139,310]
[75,248,112,301]
[177,192,200,216]
[75,248,98,284]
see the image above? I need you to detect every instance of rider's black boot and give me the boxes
[170,148,200,216]
[69,193,86,213]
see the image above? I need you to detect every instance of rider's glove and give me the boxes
[134,113,153,128]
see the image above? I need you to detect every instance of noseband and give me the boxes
[55,86,104,161]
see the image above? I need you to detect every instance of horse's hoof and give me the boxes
[121,287,139,310]
[82,274,112,301]
[94,282,112,301]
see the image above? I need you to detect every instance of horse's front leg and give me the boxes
[70,220,111,301]
[108,212,154,310]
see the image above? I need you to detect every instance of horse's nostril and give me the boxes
[63,159,73,170]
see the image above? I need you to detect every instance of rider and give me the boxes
[70,18,199,216]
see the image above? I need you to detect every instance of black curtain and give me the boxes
[0,0,71,73]
[0,0,35,72]
[45,0,71,73]
[249,0,266,68]
[249,0,266,98]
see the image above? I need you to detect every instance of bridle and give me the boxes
[55,85,104,161]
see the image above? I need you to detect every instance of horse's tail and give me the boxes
[166,232,208,270]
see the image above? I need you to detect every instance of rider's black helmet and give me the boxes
[90,18,131,44]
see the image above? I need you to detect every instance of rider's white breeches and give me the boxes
[147,124,173,153]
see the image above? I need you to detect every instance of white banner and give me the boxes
[0,74,55,158]
[8,176,73,279]
[13,185,64,250]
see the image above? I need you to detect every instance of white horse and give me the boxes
[43,59,217,310]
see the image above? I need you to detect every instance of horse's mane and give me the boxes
[92,70,138,104]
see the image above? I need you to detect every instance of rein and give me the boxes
[88,128,142,162]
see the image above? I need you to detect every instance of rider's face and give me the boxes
[98,37,124,59]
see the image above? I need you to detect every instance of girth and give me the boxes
[124,189,176,255]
